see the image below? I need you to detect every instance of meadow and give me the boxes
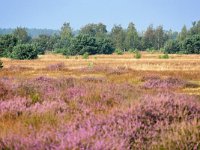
[0,52,200,149]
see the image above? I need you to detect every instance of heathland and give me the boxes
[0,52,200,149]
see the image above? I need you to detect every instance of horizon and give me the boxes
[0,0,199,32]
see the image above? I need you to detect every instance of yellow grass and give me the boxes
[1,52,200,71]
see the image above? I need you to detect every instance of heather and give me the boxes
[0,53,200,149]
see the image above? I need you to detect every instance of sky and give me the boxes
[0,0,199,32]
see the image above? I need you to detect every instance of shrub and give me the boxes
[11,44,38,60]
[128,49,136,53]
[53,48,65,54]
[115,49,123,55]
[0,60,3,69]
[82,52,89,59]
[159,54,169,59]
[0,34,18,57]
[134,51,141,59]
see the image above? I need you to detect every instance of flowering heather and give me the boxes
[0,91,199,149]
[0,97,29,118]
[142,77,189,89]
[66,87,86,100]
[0,57,200,150]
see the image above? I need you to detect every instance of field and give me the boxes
[0,52,200,149]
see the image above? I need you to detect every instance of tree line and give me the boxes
[0,21,199,59]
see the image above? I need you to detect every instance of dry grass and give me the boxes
[1,52,200,71]
[0,52,200,149]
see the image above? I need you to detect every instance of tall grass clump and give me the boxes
[134,51,141,59]
[115,49,124,55]
[82,52,89,59]
[159,53,169,59]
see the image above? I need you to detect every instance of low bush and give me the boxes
[134,51,141,59]
[159,54,169,59]
[115,49,124,55]
[11,44,38,60]
[82,52,89,59]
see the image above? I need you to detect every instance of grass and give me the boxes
[0,52,200,149]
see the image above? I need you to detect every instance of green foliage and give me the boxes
[13,27,30,44]
[128,49,136,53]
[80,23,107,37]
[30,92,41,104]
[142,25,155,50]
[182,34,200,54]
[82,52,89,59]
[53,47,71,56]
[159,54,169,59]
[0,34,18,57]
[111,25,126,50]
[69,34,97,55]
[115,48,123,55]
[96,38,115,54]
[53,48,65,54]
[65,55,70,59]
[68,34,114,55]
[0,60,3,69]
[11,44,38,60]
[60,22,73,40]
[177,25,188,41]
[134,51,141,59]
[32,34,55,54]
[164,40,180,54]
[125,22,139,50]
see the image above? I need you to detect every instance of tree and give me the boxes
[178,25,188,41]
[60,22,73,40]
[11,44,38,59]
[13,27,30,44]
[32,34,55,54]
[67,34,115,55]
[110,25,126,50]
[58,22,73,50]
[125,22,139,50]
[166,29,178,40]
[164,40,180,54]
[182,34,200,54]
[154,25,165,50]
[142,25,155,49]
[80,23,107,38]
[0,34,18,57]
[69,34,98,55]
[189,20,200,36]
[96,38,115,54]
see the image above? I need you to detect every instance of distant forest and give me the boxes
[0,21,200,60]
[0,28,59,38]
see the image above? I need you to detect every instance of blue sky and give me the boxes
[0,0,199,31]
